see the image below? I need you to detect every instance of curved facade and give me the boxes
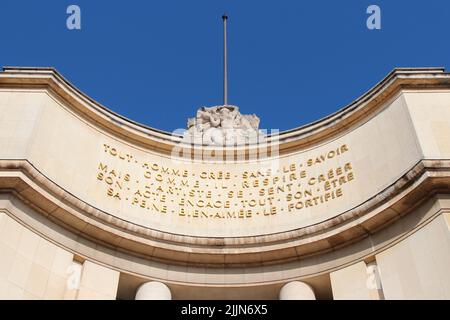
[1,67,450,299]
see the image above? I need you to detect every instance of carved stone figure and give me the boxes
[184,105,263,146]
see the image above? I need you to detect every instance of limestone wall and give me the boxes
[0,89,423,237]
[1,67,450,299]
[0,211,73,299]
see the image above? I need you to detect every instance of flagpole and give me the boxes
[222,14,228,106]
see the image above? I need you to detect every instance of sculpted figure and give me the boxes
[219,107,235,129]
[197,107,220,128]
[184,105,263,146]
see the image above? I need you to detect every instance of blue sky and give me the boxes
[1,1,449,132]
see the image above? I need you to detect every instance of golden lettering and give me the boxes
[96,143,356,220]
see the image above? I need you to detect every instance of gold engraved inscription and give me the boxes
[95,143,356,219]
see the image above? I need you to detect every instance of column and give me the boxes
[76,260,120,300]
[63,261,83,300]
[279,281,316,300]
[376,213,450,299]
[366,261,384,300]
[135,281,172,300]
[444,212,450,231]
[330,261,383,300]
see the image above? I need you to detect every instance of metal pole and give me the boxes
[222,14,228,106]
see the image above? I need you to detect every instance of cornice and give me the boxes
[1,67,450,155]
[1,158,449,267]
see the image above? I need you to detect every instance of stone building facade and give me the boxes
[0,67,450,300]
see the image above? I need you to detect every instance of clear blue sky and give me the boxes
[1,0,449,132]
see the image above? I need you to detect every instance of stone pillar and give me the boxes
[279,281,316,300]
[135,281,172,300]
[76,261,120,300]
[444,212,450,231]
[331,261,370,300]
[64,261,83,300]
[366,261,384,300]
[330,261,384,300]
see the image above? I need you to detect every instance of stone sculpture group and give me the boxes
[184,105,263,146]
